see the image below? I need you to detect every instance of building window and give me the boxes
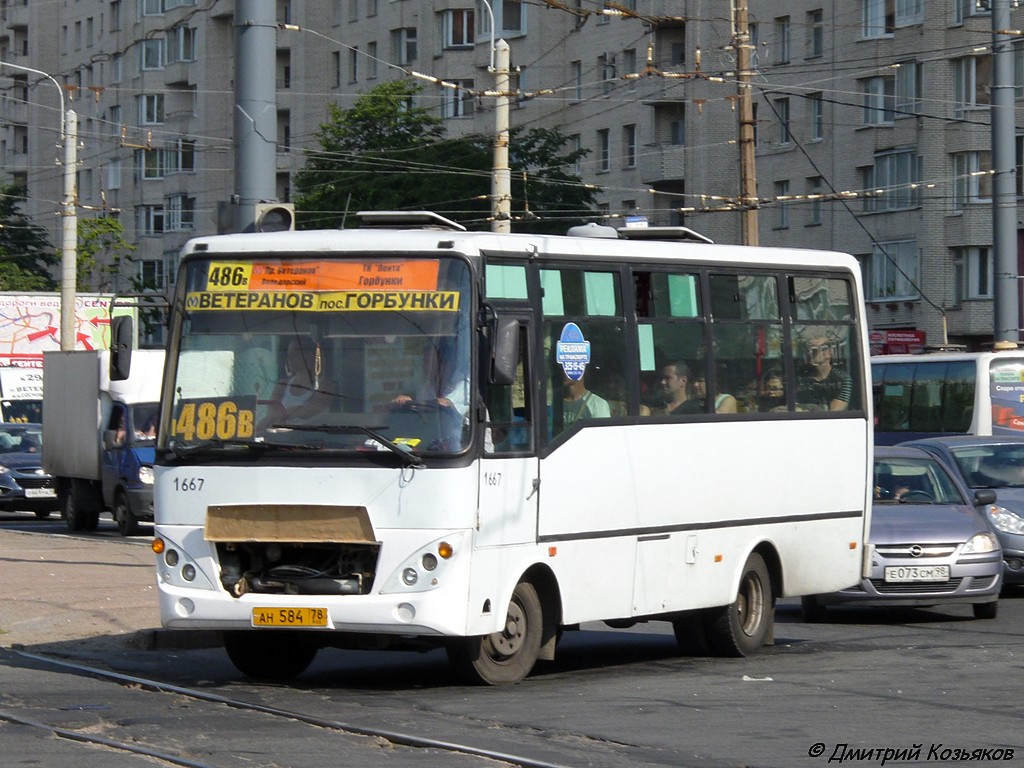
[774,180,790,229]
[867,240,918,301]
[807,176,823,225]
[862,0,894,38]
[138,258,166,290]
[571,61,582,101]
[166,195,195,231]
[806,9,823,58]
[953,247,992,299]
[896,0,923,26]
[775,97,790,144]
[166,26,196,63]
[442,80,475,118]
[137,205,165,235]
[670,117,685,145]
[597,129,610,172]
[106,158,122,190]
[138,94,164,125]
[623,124,637,168]
[443,9,474,48]
[895,60,921,114]
[809,92,824,141]
[137,149,165,180]
[623,48,637,89]
[111,1,122,32]
[141,38,164,70]
[600,53,615,96]
[364,42,377,79]
[142,0,162,16]
[954,55,991,117]
[953,0,989,25]
[500,0,524,35]
[862,76,895,125]
[862,149,921,212]
[774,16,790,64]
[952,151,993,210]
[349,47,359,82]
[392,27,417,65]
[167,138,196,173]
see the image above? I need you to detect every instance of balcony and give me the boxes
[639,143,687,186]
[6,0,29,29]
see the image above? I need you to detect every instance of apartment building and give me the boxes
[2,0,1021,348]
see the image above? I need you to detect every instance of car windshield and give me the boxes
[950,444,1024,488]
[873,456,965,504]
[164,254,473,457]
[0,424,42,454]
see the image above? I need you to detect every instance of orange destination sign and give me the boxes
[188,259,459,312]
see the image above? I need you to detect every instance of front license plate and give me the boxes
[884,565,950,583]
[251,607,328,627]
[25,488,56,498]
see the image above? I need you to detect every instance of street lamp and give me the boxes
[0,61,78,351]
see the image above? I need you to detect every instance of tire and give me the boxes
[114,490,140,537]
[223,631,318,680]
[447,581,543,685]
[61,481,99,532]
[973,601,998,620]
[34,510,53,519]
[800,595,828,623]
[706,552,775,657]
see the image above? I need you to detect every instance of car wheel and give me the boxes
[800,595,828,623]
[706,552,775,657]
[34,509,52,519]
[61,481,100,532]
[973,601,998,620]
[223,631,318,680]
[114,491,140,537]
[447,581,544,685]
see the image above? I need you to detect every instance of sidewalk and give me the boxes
[0,527,162,651]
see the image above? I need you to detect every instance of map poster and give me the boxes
[0,293,123,368]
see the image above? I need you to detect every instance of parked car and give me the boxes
[801,446,1002,621]
[902,435,1024,586]
[0,423,58,517]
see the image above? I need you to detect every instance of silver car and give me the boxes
[801,446,1002,621]
[902,435,1024,586]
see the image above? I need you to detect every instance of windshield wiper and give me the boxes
[272,423,424,467]
[163,438,319,456]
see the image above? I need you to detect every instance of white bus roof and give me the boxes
[182,226,859,271]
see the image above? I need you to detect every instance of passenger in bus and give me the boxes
[757,368,787,412]
[561,370,610,425]
[796,335,852,411]
[691,366,738,413]
[262,335,330,426]
[650,361,702,415]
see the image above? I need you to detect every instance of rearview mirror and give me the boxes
[109,315,134,381]
[490,316,519,386]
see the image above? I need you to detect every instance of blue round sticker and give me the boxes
[556,322,591,381]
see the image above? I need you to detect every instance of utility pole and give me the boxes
[233,0,279,233]
[991,0,1018,343]
[492,39,512,234]
[733,0,758,246]
[60,108,78,351]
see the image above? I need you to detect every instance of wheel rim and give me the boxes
[737,571,766,637]
[482,598,527,661]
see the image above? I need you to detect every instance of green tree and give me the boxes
[293,79,597,232]
[0,183,57,291]
[77,215,137,292]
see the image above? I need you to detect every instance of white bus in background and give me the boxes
[872,348,1024,445]
[134,212,873,685]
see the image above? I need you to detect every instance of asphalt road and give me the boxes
[2,514,1022,767]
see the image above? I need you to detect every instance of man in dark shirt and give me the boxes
[796,335,852,411]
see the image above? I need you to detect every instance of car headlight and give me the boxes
[962,531,1000,554]
[984,504,1024,535]
[138,466,155,485]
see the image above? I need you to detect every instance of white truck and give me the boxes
[42,349,164,535]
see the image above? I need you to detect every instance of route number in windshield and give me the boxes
[172,397,256,441]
